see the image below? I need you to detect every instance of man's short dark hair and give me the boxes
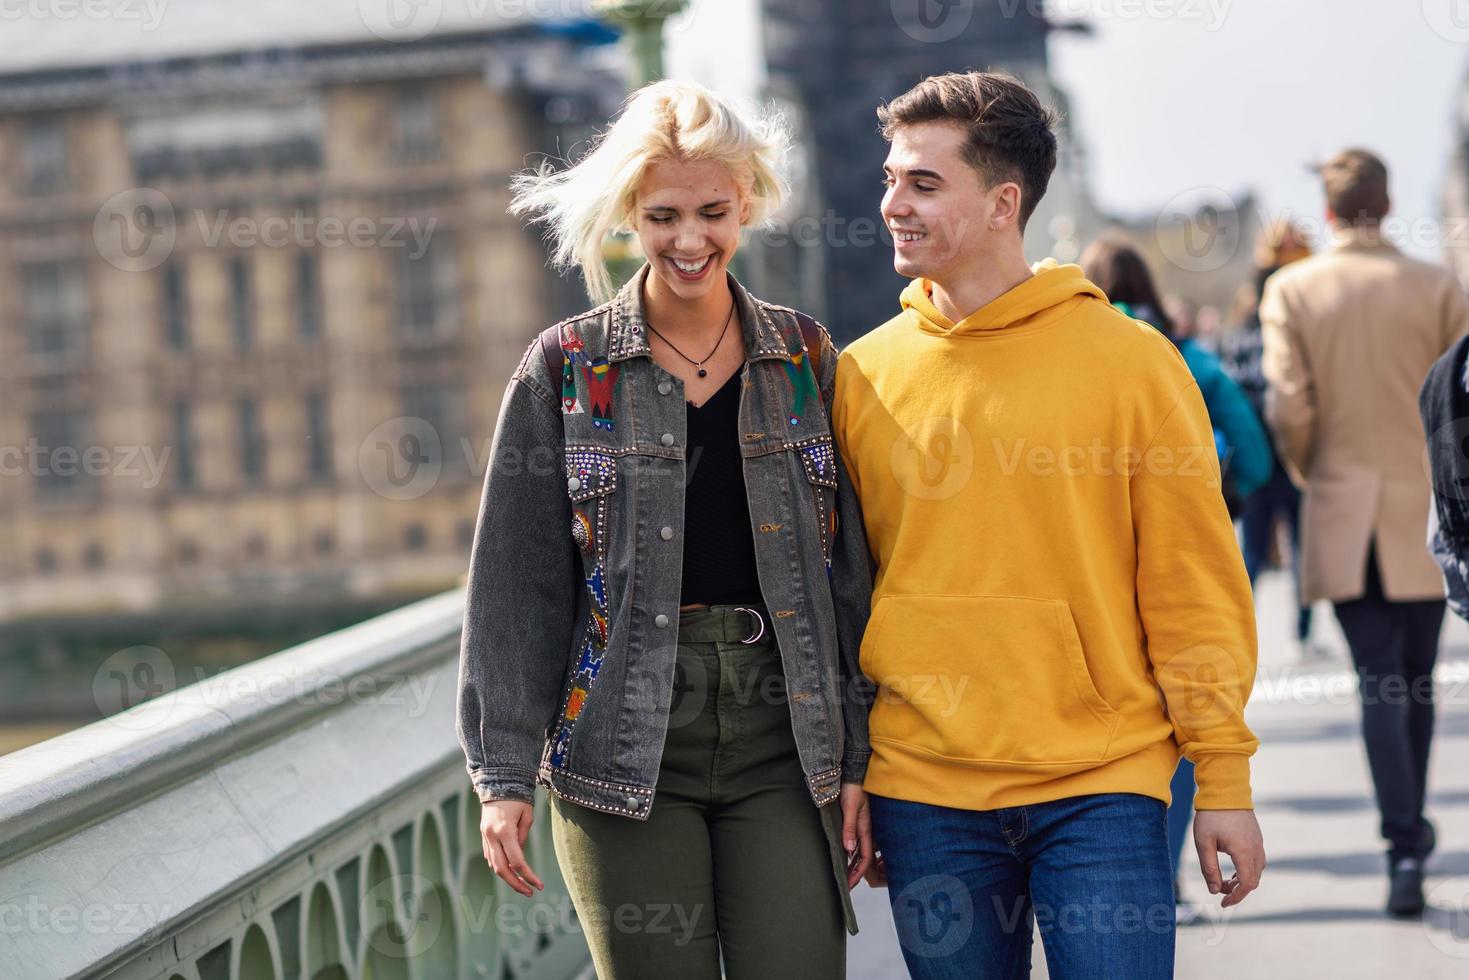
[1316,148,1389,226]
[877,70,1059,231]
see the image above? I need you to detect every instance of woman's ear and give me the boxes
[739,195,753,226]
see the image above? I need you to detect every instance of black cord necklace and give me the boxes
[645,300,736,378]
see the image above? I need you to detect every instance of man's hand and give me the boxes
[839,782,875,888]
[1193,809,1265,908]
[480,800,544,898]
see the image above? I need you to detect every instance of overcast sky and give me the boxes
[668,0,1469,262]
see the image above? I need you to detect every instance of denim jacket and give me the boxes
[456,262,875,820]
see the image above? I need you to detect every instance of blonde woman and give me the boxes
[454,79,875,978]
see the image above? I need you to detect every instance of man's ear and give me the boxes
[991,181,1024,230]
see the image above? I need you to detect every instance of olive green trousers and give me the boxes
[549,603,854,979]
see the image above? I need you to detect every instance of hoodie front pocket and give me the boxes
[860,594,1119,766]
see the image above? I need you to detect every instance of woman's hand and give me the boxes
[480,800,544,897]
[839,782,875,888]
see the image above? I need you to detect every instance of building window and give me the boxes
[24,116,69,194]
[162,260,189,350]
[397,232,458,339]
[313,529,334,555]
[23,261,89,359]
[393,85,440,163]
[404,523,427,551]
[172,400,195,490]
[244,532,266,558]
[400,382,465,477]
[296,251,321,342]
[82,542,105,569]
[304,391,332,483]
[229,256,253,351]
[31,407,93,499]
[35,547,57,574]
[238,398,265,485]
[178,539,199,564]
[457,518,474,549]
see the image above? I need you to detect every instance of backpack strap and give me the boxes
[793,311,824,390]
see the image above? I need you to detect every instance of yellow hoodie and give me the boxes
[832,259,1259,812]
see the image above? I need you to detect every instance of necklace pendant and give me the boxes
[697,368,708,378]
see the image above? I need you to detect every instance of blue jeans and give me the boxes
[869,792,1175,980]
[1167,758,1197,879]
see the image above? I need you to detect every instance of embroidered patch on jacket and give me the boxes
[581,358,622,430]
[783,349,818,426]
[561,330,586,415]
[552,454,614,769]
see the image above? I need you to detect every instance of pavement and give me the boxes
[844,570,1469,978]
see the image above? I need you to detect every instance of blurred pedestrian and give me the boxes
[1260,147,1469,916]
[1217,218,1319,658]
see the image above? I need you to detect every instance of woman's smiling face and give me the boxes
[632,157,751,302]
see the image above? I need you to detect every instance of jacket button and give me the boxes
[654,613,669,628]
[657,380,672,395]
[660,432,675,447]
[567,476,581,493]
[626,795,641,809]
[660,526,673,540]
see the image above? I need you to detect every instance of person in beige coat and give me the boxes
[1260,148,1469,916]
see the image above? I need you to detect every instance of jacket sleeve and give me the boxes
[456,339,580,805]
[1132,380,1261,810]
[815,325,876,784]
[1259,277,1315,486]
[1200,355,1274,497]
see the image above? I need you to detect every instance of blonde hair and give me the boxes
[508,78,790,302]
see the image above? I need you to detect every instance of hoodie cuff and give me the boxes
[1191,754,1254,810]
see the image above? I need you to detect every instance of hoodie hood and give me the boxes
[900,257,1107,337]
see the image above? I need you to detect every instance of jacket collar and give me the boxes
[607,261,795,364]
[1327,222,1401,254]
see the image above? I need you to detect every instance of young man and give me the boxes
[1261,148,1468,916]
[831,71,1265,978]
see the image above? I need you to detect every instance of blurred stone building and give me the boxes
[0,8,622,644]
